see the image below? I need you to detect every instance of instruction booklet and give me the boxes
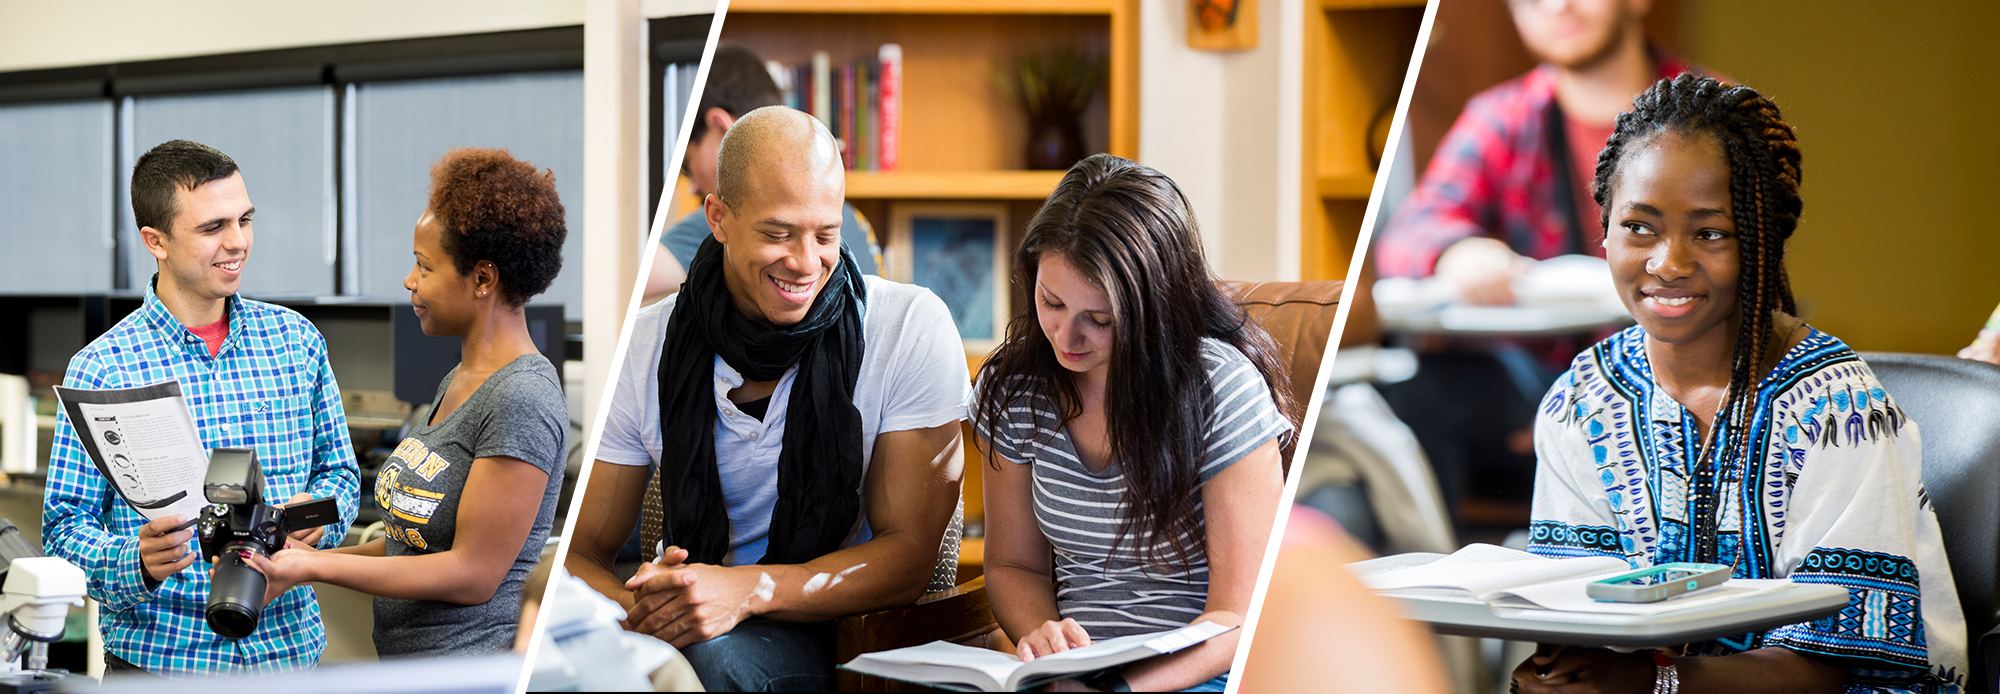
[53,381,210,522]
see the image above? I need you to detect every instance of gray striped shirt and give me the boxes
[978,338,1292,638]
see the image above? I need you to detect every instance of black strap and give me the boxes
[1543,99,1591,257]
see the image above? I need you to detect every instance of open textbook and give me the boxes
[1354,543,1795,616]
[52,381,210,521]
[838,621,1235,692]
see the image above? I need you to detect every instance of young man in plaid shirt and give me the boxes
[42,140,360,677]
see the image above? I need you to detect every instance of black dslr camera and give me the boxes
[196,448,339,639]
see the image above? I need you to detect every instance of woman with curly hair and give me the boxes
[969,154,1295,692]
[1513,75,1964,693]
[242,148,570,659]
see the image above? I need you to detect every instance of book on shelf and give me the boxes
[879,43,901,171]
[840,62,857,168]
[838,621,1235,692]
[811,50,832,130]
[765,59,793,108]
[1352,544,1796,616]
[768,44,905,173]
[861,60,878,171]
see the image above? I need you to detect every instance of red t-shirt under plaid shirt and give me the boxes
[188,315,227,357]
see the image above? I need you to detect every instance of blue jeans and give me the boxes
[1182,673,1230,692]
[679,618,836,691]
[1064,671,1228,692]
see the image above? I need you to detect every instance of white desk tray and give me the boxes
[1357,553,1850,647]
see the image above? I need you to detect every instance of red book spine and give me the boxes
[878,44,902,171]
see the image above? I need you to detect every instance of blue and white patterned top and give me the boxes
[1529,324,1966,693]
[42,278,359,677]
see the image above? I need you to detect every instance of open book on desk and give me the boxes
[1354,544,1794,616]
[838,621,1234,692]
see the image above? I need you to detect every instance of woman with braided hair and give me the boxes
[1514,74,1966,693]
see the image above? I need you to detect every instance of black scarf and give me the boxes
[657,235,867,565]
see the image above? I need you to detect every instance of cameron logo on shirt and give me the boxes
[386,438,453,482]
[377,438,452,528]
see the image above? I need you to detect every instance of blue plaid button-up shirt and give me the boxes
[43,279,360,677]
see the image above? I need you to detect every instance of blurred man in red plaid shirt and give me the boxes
[1378,0,1697,296]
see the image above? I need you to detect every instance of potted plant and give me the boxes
[996,48,1105,171]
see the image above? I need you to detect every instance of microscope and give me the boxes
[0,519,84,693]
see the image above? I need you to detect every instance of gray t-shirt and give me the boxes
[974,338,1292,638]
[372,354,568,658]
[660,204,879,276]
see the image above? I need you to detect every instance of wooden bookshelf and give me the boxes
[1300,0,1425,281]
[730,0,1116,15]
[668,171,1061,207]
[1318,0,1426,9]
[845,170,1065,200]
[720,11,1134,170]
[714,0,1138,546]
[1316,172,1377,199]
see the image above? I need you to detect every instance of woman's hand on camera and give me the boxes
[234,539,319,607]
[1017,618,1092,663]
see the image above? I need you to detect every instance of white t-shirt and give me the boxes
[597,275,969,565]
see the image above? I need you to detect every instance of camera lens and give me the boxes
[206,601,258,639]
[206,547,267,639]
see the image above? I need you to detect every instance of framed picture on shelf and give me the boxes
[886,202,1010,352]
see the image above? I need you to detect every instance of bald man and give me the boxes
[644,44,879,301]
[567,106,968,690]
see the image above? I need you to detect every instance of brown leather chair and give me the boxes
[1223,280,1347,461]
[832,280,1346,691]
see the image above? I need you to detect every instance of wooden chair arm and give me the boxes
[834,576,1002,691]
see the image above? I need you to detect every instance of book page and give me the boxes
[55,382,210,521]
[841,621,1236,691]
[1013,621,1236,688]
[847,640,1018,691]
[1361,544,1630,600]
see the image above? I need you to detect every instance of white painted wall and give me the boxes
[1137,0,1299,282]
[0,0,709,72]
[0,0,710,433]
[0,1,585,72]
[580,0,648,455]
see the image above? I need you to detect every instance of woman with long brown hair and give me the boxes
[970,154,1294,692]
